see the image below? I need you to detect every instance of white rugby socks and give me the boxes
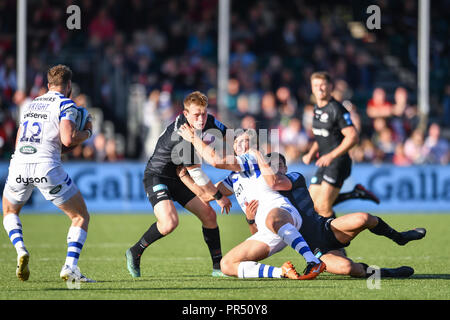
[237,261,283,278]
[277,223,320,264]
[3,214,28,256]
[64,226,87,267]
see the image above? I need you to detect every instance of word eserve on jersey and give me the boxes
[15,91,79,160]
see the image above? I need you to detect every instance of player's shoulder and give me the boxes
[286,171,306,183]
[327,98,346,111]
[206,113,227,132]
[47,91,77,110]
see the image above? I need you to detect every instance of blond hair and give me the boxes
[47,64,72,87]
[183,91,208,110]
[310,71,331,83]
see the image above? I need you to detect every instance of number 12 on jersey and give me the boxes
[20,121,43,143]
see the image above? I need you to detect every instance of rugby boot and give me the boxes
[299,261,326,280]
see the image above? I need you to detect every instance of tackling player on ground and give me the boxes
[177,128,326,280]
[125,91,232,278]
[2,65,95,282]
[303,71,379,219]
[246,152,426,278]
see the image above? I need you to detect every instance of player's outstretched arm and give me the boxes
[249,149,292,191]
[185,164,232,214]
[178,123,241,171]
[177,165,233,204]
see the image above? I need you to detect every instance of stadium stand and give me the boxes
[0,0,448,164]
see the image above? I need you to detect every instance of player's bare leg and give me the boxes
[321,249,415,278]
[320,250,366,277]
[57,191,90,231]
[57,191,95,283]
[220,240,270,277]
[185,197,223,276]
[2,197,29,281]
[266,208,326,279]
[330,212,378,244]
[309,182,341,218]
[126,199,176,277]
[322,213,423,278]
[330,212,426,246]
[221,240,301,279]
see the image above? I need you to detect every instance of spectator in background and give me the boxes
[226,78,240,114]
[393,144,412,166]
[423,123,449,164]
[240,115,257,130]
[404,129,426,164]
[105,138,120,162]
[236,93,250,118]
[360,138,377,163]
[371,117,389,148]
[88,8,116,42]
[281,118,309,163]
[12,90,32,122]
[367,87,392,119]
[259,91,280,130]
[93,133,107,162]
[0,56,17,100]
[142,89,163,159]
[390,87,410,143]
[375,128,396,162]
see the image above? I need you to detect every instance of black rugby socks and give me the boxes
[369,217,403,243]
[130,222,164,258]
[202,226,222,270]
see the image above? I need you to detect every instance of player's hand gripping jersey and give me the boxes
[144,113,227,179]
[222,153,293,216]
[12,91,78,164]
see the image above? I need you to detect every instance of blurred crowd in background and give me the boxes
[0,0,449,165]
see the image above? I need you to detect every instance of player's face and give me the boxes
[278,159,287,175]
[234,133,250,156]
[311,78,331,101]
[184,104,208,130]
[270,158,287,175]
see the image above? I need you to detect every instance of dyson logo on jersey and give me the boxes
[16,175,48,186]
[19,146,37,154]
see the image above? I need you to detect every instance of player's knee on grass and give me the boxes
[323,255,353,275]
[220,256,236,277]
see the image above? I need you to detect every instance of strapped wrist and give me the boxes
[246,218,255,225]
[213,190,223,200]
[85,128,92,138]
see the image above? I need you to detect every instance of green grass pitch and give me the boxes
[0,213,449,300]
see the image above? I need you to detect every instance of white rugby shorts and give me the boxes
[246,199,302,257]
[3,162,79,206]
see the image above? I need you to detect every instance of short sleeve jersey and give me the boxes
[221,153,287,213]
[144,113,227,179]
[12,90,78,164]
[312,98,353,157]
